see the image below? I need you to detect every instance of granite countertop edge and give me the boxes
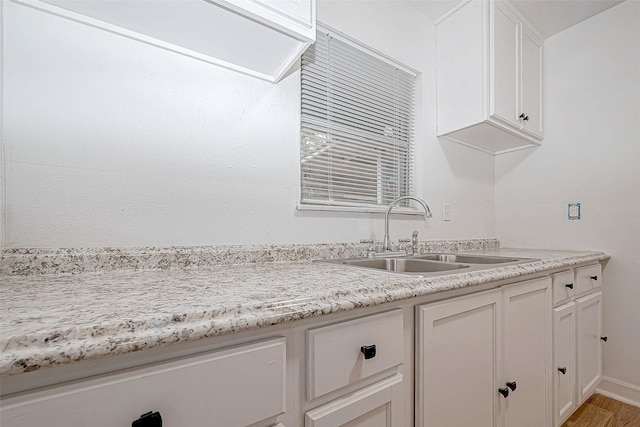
[0,249,609,377]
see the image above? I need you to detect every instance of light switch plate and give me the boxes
[568,203,581,220]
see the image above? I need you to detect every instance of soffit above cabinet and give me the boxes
[12,0,316,82]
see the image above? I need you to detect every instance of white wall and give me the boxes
[0,0,5,247]
[0,0,495,248]
[495,0,640,397]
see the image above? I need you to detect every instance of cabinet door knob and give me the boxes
[565,283,574,289]
[519,113,529,121]
[360,344,377,359]
[132,411,162,427]
[506,381,517,391]
[558,367,567,375]
[601,336,608,342]
[498,387,509,398]
[590,275,598,281]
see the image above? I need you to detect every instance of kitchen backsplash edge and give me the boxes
[0,239,500,276]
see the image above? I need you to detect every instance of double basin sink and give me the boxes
[326,253,537,277]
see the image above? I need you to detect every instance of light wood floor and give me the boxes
[563,393,640,427]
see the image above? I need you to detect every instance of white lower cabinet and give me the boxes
[0,338,287,427]
[305,310,405,427]
[0,262,605,427]
[551,264,604,427]
[416,277,552,427]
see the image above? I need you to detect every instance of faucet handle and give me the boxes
[411,230,419,245]
[398,238,411,254]
[411,231,419,256]
[360,239,376,258]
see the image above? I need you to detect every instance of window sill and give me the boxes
[296,204,428,216]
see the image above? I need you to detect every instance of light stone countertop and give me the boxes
[0,247,608,377]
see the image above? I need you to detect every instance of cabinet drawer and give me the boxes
[0,338,286,427]
[307,309,404,400]
[305,374,403,427]
[552,270,575,305]
[575,264,602,295]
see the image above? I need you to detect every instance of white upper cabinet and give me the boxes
[12,0,316,82]
[436,0,543,154]
[249,0,314,28]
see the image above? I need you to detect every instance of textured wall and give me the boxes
[1,0,495,248]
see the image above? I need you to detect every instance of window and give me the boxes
[300,25,417,211]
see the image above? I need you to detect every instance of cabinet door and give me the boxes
[576,291,603,404]
[501,277,552,427]
[553,302,576,427]
[520,26,543,138]
[491,2,520,128]
[417,289,501,427]
[305,374,403,427]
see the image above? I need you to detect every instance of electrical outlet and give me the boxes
[568,203,581,220]
[443,203,451,221]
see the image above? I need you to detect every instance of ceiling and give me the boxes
[407,0,625,39]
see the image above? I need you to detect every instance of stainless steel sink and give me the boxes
[323,253,537,277]
[341,258,470,274]
[411,254,524,264]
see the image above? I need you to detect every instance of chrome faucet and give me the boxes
[383,196,432,252]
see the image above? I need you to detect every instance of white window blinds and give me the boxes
[300,27,417,210]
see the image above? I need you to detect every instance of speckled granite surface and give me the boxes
[0,245,607,377]
[0,239,499,276]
